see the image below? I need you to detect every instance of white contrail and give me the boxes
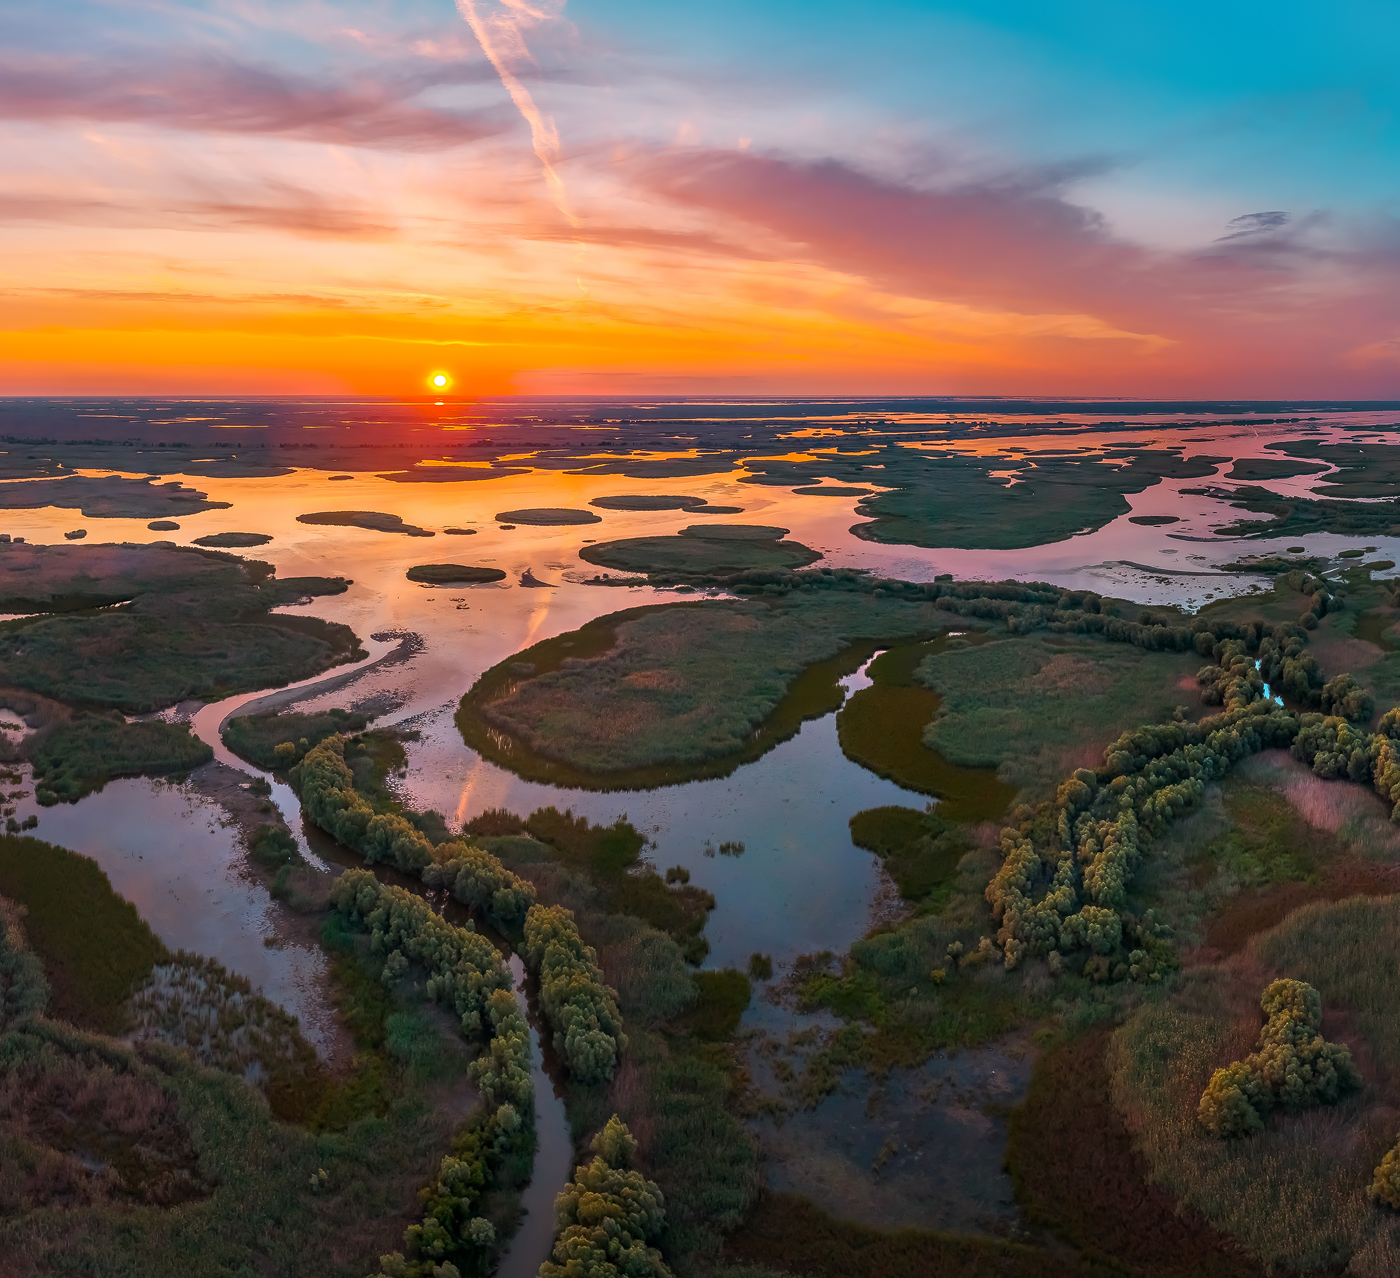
[457,0,576,226]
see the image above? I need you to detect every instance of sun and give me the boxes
[429,371,451,390]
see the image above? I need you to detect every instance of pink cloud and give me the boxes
[0,53,508,150]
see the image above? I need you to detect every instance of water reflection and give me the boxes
[8,775,339,1053]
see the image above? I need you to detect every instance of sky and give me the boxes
[3,0,1400,399]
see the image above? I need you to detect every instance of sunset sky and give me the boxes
[4,0,1400,398]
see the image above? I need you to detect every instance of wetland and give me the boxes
[9,396,1400,1277]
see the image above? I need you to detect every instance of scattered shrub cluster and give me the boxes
[330,869,537,1278]
[987,644,1300,977]
[297,736,535,927]
[1197,979,1360,1137]
[539,1115,674,1278]
[1371,1140,1400,1210]
[27,714,212,805]
[329,870,511,1037]
[524,904,627,1084]
[1294,708,1400,819]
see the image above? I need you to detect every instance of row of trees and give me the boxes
[539,1115,674,1278]
[328,870,534,1278]
[524,904,627,1085]
[297,736,536,928]
[300,737,630,1086]
[329,870,512,1037]
[1198,979,1360,1137]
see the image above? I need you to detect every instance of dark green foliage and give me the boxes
[224,706,371,768]
[0,543,357,711]
[848,805,971,901]
[405,564,506,584]
[1209,484,1400,539]
[249,823,299,867]
[580,534,820,575]
[519,807,715,962]
[0,896,49,1027]
[1197,979,1360,1137]
[525,904,627,1083]
[684,970,751,1041]
[747,953,773,981]
[296,736,536,928]
[26,714,211,804]
[539,1116,674,1278]
[296,510,434,536]
[0,835,167,1033]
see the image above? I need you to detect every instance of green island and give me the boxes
[406,564,507,585]
[494,507,603,525]
[0,475,232,520]
[579,525,822,576]
[297,511,434,536]
[193,531,273,547]
[741,445,1227,548]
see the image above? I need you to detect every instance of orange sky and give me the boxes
[4,0,1400,398]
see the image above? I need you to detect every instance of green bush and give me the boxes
[297,736,535,927]
[540,1115,674,1278]
[524,904,626,1083]
[1371,1140,1400,1209]
[223,707,370,769]
[1198,979,1360,1137]
[27,715,212,804]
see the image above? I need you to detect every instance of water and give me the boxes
[7,402,1399,1253]
[497,955,574,1278]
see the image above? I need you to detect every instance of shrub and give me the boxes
[539,1115,674,1278]
[297,736,535,927]
[1370,1140,1400,1209]
[523,904,626,1083]
[1197,979,1360,1137]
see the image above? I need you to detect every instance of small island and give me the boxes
[406,564,507,585]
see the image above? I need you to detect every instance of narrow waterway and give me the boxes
[497,954,574,1278]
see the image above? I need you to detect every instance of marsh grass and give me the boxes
[0,834,167,1032]
[458,594,966,789]
[224,706,371,769]
[723,1191,1104,1278]
[27,714,212,803]
[914,634,1201,804]
[579,535,820,575]
[847,806,971,903]
[837,635,1015,822]
[0,543,357,711]
[1110,897,1400,1274]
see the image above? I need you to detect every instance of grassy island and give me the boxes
[297,510,434,536]
[405,564,507,585]
[579,529,822,576]
[0,542,360,711]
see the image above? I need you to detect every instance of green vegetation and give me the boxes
[539,1116,674,1278]
[589,495,710,511]
[0,834,166,1033]
[297,510,434,536]
[0,475,231,519]
[26,714,211,803]
[193,532,273,547]
[838,636,1015,821]
[458,590,981,788]
[525,904,626,1083]
[1109,895,1400,1272]
[493,507,602,525]
[741,445,1223,549]
[148,520,180,531]
[224,706,371,769]
[294,736,536,929]
[848,806,972,903]
[1225,455,1331,482]
[1197,978,1360,1136]
[469,807,715,962]
[913,633,1204,805]
[1208,484,1400,540]
[1251,440,1400,497]
[0,543,358,711]
[579,532,820,575]
[405,564,506,584]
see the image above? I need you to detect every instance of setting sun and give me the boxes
[430,372,450,390]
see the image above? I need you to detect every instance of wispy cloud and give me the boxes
[456,0,576,223]
[0,53,507,150]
